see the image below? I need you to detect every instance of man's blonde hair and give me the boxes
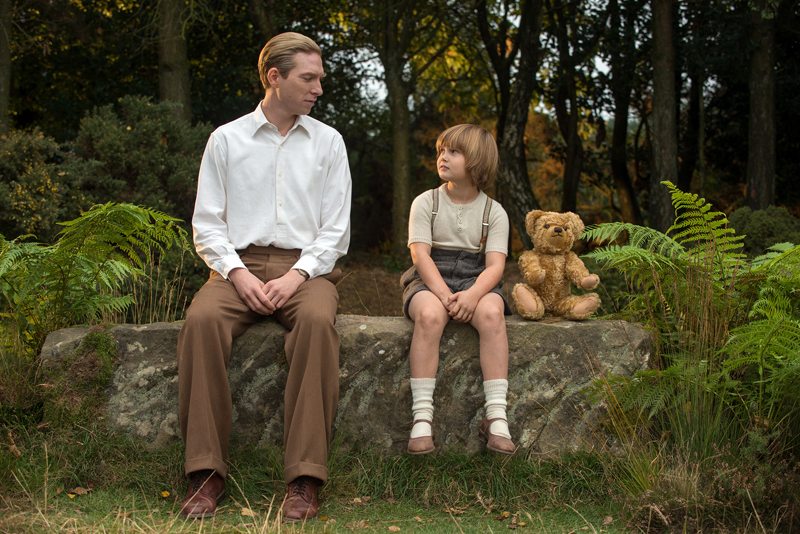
[436,124,499,190]
[258,32,322,90]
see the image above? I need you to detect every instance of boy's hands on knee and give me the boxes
[229,268,276,315]
[445,291,479,323]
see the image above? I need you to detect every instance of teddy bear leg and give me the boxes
[512,283,545,320]
[553,293,600,320]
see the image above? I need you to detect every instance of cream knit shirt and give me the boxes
[408,184,509,255]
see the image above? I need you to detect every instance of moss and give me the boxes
[42,325,117,428]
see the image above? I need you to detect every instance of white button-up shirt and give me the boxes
[192,105,352,279]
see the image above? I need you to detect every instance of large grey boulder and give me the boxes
[40,316,650,456]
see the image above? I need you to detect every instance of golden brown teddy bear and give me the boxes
[512,210,601,320]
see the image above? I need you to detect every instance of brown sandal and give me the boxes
[407,419,435,455]
[479,417,515,455]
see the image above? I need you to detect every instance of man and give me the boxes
[177,32,351,522]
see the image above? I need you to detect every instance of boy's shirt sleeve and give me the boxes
[484,201,510,256]
[408,192,434,247]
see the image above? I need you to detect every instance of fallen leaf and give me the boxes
[389,527,401,532]
[582,527,589,531]
[362,496,371,503]
[328,519,337,524]
[414,516,423,523]
[602,516,614,525]
[71,487,90,495]
[73,509,84,514]
[9,444,20,457]
[67,494,76,499]
[495,511,511,520]
[320,516,328,521]
[518,522,527,526]
[386,497,396,504]
[241,507,256,517]
[161,491,170,498]
[116,512,132,518]
[166,511,172,515]
[57,488,63,495]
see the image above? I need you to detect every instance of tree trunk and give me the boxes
[0,0,11,135]
[606,0,643,225]
[551,2,584,215]
[555,81,584,214]
[386,68,412,264]
[491,0,544,250]
[650,0,678,232]
[610,93,643,225]
[249,0,276,43]
[677,72,701,193]
[158,0,191,122]
[746,0,775,210]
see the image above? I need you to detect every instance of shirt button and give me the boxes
[279,173,283,177]
[458,227,462,232]
[459,206,463,210]
[279,201,283,206]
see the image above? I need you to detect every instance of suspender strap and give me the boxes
[431,188,493,254]
[430,188,439,233]
[479,196,492,254]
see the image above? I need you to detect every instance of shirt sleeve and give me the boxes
[192,132,247,278]
[292,134,352,279]
[408,191,434,247]
[484,200,510,256]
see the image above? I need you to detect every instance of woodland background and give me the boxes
[2,2,800,531]
[1,0,799,267]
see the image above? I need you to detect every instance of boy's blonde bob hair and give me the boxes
[436,124,499,190]
[258,32,322,90]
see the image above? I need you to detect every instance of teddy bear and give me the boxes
[512,210,601,321]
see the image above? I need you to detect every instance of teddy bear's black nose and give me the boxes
[554,227,564,234]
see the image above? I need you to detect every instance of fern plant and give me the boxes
[584,182,800,457]
[0,202,189,354]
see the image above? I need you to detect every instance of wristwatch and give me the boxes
[295,268,310,280]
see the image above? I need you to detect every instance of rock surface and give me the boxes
[41,316,651,456]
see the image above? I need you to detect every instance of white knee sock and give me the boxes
[410,378,436,438]
[483,379,511,439]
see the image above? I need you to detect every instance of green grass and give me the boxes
[0,489,625,533]
[1,425,626,533]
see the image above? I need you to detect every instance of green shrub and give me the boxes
[728,205,800,257]
[63,95,213,226]
[0,130,88,243]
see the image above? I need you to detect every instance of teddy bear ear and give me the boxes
[565,212,585,236]
[525,210,545,236]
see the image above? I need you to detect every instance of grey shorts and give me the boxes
[400,248,512,319]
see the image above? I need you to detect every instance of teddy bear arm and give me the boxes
[518,252,545,286]
[564,252,596,287]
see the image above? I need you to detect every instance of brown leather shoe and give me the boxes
[407,419,435,455]
[479,417,515,455]
[181,470,226,519]
[282,476,320,522]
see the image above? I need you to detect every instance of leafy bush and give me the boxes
[0,130,88,243]
[63,95,212,227]
[728,205,800,257]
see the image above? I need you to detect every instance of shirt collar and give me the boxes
[250,104,313,138]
